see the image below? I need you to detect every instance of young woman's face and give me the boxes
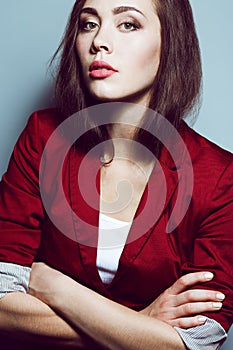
[76,0,161,106]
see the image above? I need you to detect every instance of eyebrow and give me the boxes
[113,6,145,17]
[80,7,98,16]
[80,6,145,17]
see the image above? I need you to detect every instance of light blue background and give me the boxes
[0,1,232,348]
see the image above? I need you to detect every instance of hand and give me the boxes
[140,272,225,329]
[28,262,67,305]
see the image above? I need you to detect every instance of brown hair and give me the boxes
[150,0,202,126]
[51,0,202,153]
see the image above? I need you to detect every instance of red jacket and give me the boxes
[0,109,232,331]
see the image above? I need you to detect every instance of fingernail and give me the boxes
[198,316,207,324]
[213,302,222,309]
[204,272,214,280]
[216,293,225,301]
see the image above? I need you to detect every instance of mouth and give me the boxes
[89,61,118,79]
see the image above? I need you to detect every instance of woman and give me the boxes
[0,0,232,349]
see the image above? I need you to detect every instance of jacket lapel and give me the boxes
[109,157,179,288]
[69,147,109,293]
[112,123,193,287]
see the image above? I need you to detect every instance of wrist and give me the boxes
[139,305,151,316]
[48,275,77,309]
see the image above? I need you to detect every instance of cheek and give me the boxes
[76,38,88,65]
[144,37,160,63]
[130,49,160,78]
[142,43,161,78]
[125,36,161,73]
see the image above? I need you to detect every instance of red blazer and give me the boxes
[0,109,232,331]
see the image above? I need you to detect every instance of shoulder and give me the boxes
[11,108,65,162]
[180,121,233,177]
[178,122,233,216]
[20,108,65,148]
[25,108,63,134]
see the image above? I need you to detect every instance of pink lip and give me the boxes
[89,60,118,79]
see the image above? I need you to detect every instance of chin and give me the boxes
[89,92,123,103]
[86,86,151,106]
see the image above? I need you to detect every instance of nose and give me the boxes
[91,26,113,54]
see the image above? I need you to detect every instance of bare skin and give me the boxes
[140,271,224,328]
[0,292,103,349]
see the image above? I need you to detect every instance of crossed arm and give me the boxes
[0,262,224,350]
[0,292,97,349]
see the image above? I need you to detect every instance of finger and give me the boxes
[169,272,214,295]
[174,289,225,307]
[174,301,223,319]
[169,315,208,329]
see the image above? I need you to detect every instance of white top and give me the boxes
[96,213,132,285]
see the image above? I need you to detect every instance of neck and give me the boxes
[103,103,154,165]
[106,102,148,139]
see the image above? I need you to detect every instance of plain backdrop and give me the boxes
[0,1,232,348]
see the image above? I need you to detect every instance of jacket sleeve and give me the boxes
[0,112,45,266]
[181,158,233,332]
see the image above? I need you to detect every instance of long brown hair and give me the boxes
[51,0,202,155]
[150,0,202,126]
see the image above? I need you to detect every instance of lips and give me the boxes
[89,61,118,79]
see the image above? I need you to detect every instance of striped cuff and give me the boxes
[175,317,227,350]
[0,262,31,298]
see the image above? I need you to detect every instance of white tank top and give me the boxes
[96,213,132,285]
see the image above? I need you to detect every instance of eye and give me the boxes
[119,21,140,32]
[80,21,99,32]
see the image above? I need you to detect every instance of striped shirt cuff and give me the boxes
[0,262,31,298]
[175,317,227,350]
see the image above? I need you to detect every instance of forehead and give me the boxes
[81,0,156,15]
